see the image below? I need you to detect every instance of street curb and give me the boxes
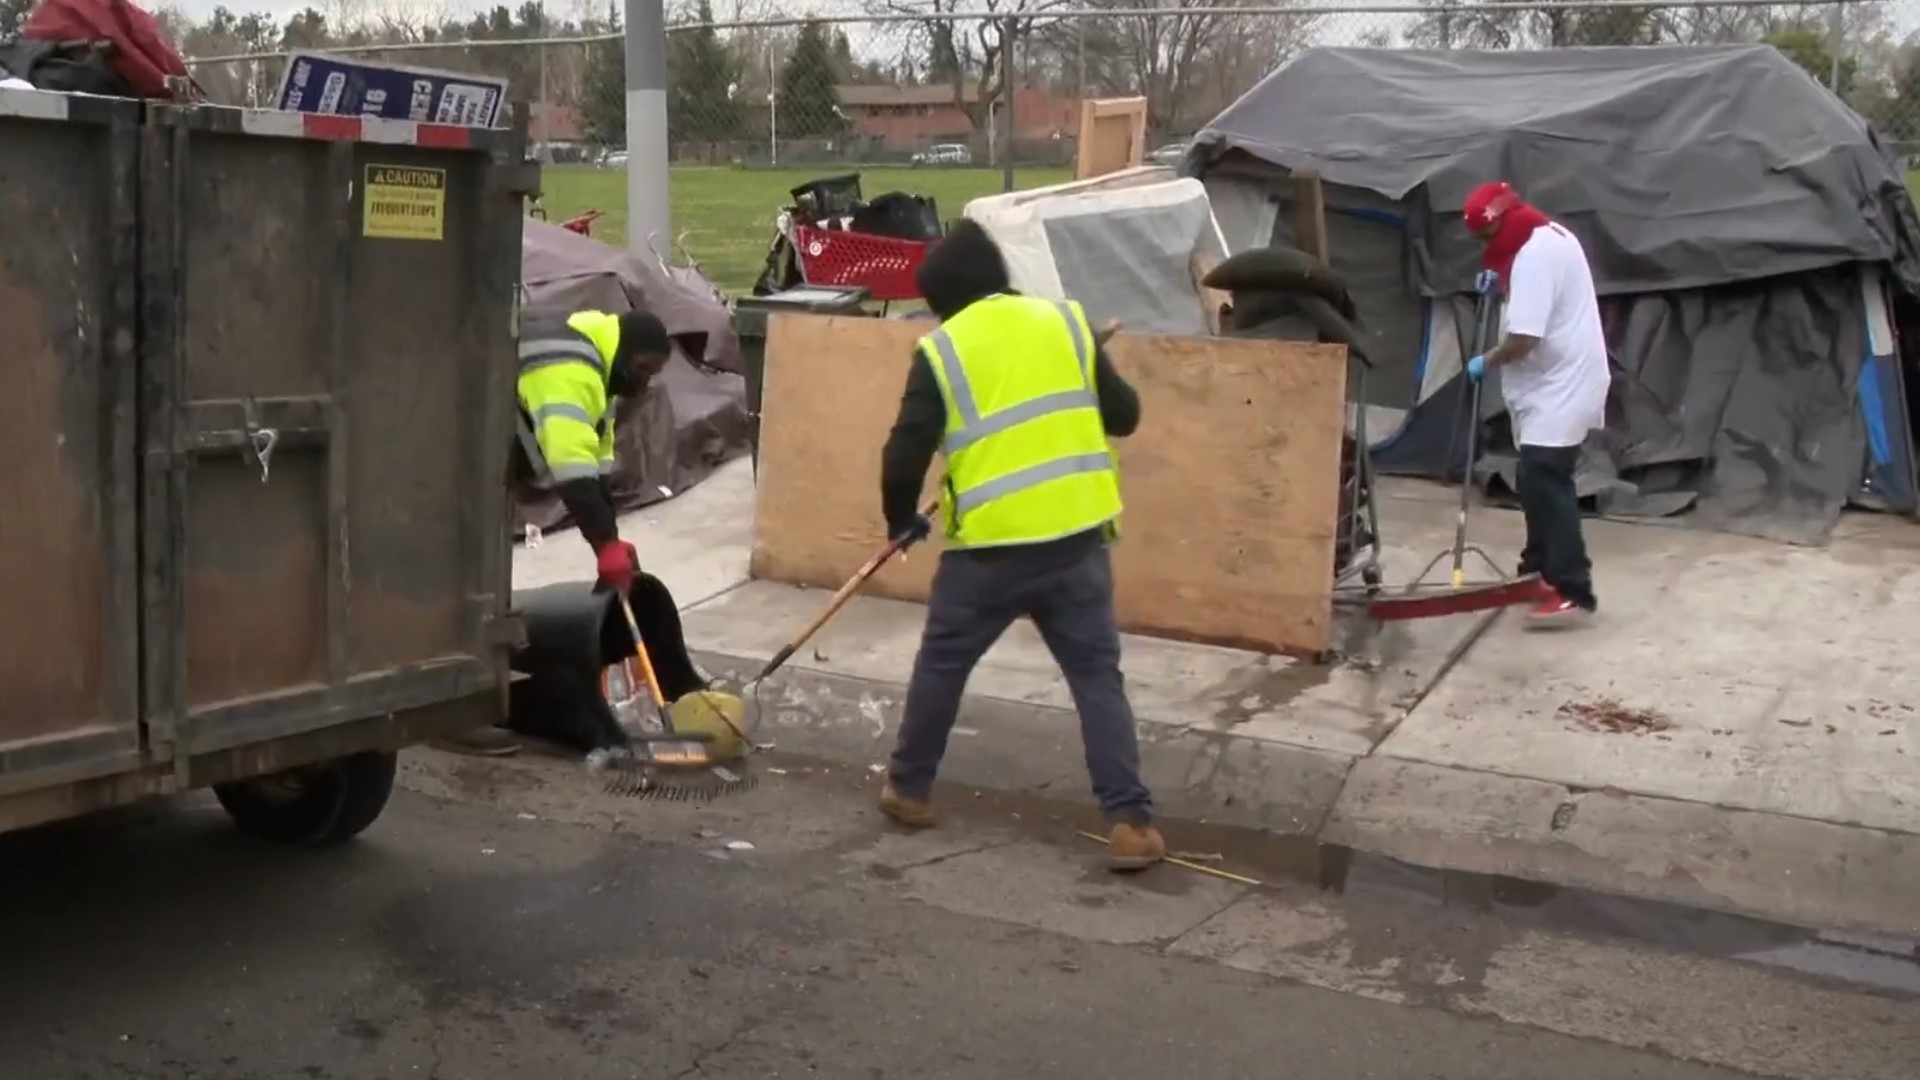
[689,648,1355,839]
[1323,756,1920,939]
[693,648,1920,940]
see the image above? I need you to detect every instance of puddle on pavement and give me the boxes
[1204,660,1336,727]
[760,751,1920,999]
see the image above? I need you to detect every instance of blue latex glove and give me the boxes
[1474,269,1501,295]
[1465,354,1487,382]
[892,513,933,548]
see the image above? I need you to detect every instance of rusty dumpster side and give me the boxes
[0,92,144,813]
[0,90,530,836]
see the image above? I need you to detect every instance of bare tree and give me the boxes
[867,0,1071,134]
[1034,2,1317,135]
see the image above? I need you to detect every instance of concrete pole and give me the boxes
[1000,13,1016,194]
[1828,1,1846,92]
[624,0,670,254]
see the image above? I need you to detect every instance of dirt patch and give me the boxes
[1558,698,1673,736]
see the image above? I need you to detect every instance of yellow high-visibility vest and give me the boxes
[919,294,1123,549]
[516,310,621,486]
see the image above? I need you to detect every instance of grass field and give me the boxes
[535,164,1074,295]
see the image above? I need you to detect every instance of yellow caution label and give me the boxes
[362,164,446,241]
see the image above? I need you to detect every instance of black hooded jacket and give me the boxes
[880,219,1140,541]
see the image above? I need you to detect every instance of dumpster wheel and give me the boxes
[213,751,398,847]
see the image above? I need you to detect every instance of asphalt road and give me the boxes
[0,751,1912,1080]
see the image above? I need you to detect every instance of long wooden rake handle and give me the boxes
[753,495,941,684]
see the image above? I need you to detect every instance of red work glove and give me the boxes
[594,540,639,594]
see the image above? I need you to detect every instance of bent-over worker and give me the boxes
[1462,182,1607,628]
[876,219,1165,872]
[437,307,685,757]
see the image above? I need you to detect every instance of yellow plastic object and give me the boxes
[667,690,752,760]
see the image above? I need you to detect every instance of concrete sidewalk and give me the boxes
[515,457,1920,939]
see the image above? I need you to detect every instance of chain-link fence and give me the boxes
[183,2,1908,156]
[178,1,1915,289]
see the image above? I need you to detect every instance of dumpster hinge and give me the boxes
[491,160,543,201]
[484,612,528,650]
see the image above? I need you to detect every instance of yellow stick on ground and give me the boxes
[1074,831,1264,887]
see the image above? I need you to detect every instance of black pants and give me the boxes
[1515,444,1596,610]
[888,537,1154,825]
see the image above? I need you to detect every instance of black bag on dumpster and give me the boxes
[0,37,137,97]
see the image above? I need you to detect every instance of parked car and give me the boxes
[912,143,972,167]
[602,150,629,169]
[1149,140,1191,166]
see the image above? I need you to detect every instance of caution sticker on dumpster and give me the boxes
[363,164,446,241]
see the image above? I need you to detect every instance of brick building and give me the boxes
[835,83,1079,152]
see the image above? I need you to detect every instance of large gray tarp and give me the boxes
[517,220,750,535]
[1193,44,1920,298]
[1192,44,1920,545]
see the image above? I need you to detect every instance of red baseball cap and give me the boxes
[1463,181,1521,232]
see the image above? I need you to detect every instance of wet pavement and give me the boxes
[1,748,1916,1080]
[602,457,1920,938]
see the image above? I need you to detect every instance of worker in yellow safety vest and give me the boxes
[514,308,672,592]
[875,219,1165,871]
[438,306,694,759]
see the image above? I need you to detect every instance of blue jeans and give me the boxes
[887,538,1154,824]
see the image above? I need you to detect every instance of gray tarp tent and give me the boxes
[1192,44,1920,544]
[517,219,750,535]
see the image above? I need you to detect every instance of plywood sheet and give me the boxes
[752,314,1348,655]
[1074,97,1148,181]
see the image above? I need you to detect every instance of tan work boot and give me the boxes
[1106,821,1166,872]
[878,782,937,828]
[431,725,521,757]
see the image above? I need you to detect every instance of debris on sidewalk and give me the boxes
[1073,830,1261,886]
[1559,698,1673,736]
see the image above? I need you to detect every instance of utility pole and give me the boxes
[1828,1,1846,92]
[624,0,670,253]
[536,3,550,162]
[1000,12,1016,194]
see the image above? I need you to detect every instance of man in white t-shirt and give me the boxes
[1461,181,1609,627]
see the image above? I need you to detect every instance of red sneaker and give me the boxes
[1525,592,1594,630]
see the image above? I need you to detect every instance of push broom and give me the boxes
[1367,273,1543,622]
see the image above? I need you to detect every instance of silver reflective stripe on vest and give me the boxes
[518,335,605,375]
[1054,300,1091,375]
[531,402,594,426]
[549,461,606,481]
[951,452,1115,516]
[928,300,1097,453]
[515,411,555,487]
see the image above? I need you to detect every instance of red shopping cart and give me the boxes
[788,223,931,302]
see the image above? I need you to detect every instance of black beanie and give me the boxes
[617,310,670,359]
[915,218,1011,321]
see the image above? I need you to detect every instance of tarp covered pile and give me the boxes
[518,219,750,534]
[1193,44,1920,544]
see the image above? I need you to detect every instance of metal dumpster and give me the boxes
[0,90,530,844]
